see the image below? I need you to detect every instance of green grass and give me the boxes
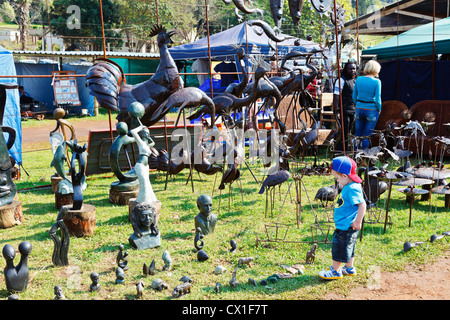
[1,139,449,300]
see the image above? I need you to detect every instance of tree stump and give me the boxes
[0,200,24,229]
[128,199,161,222]
[55,192,73,210]
[109,188,139,206]
[61,204,96,237]
[51,175,63,194]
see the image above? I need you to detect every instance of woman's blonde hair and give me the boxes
[363,60,381,76]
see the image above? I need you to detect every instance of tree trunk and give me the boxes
[17,0,31,50]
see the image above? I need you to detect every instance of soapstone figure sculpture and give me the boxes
[162,250,172,271]
[194,194,217,236]
[116,244,129,271]
[129,202,161,250]
[54,285,66,300]
[3,241,32,293]
[89,272,100,292]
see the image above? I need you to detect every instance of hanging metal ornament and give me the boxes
[270,0,284,29]
[310,0,332,14]
[330,4,347,31]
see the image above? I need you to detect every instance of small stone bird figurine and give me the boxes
[3,241,32,293]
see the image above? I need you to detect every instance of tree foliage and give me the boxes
[49,0,123,50]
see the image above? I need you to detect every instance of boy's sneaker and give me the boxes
[342,266,357,276]
[318,266,343,280]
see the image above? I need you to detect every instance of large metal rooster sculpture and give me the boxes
[86,24,181,127]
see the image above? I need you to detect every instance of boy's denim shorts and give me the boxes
[331,227,359,263]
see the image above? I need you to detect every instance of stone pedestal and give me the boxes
[61,203,96,237]
[0,200,24,229]
[55,192,73,210]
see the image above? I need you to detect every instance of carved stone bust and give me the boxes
[129,202,161,250]
[194,194,217,236]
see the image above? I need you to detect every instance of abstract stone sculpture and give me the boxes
[194,227,204,251]
[49,209,70,266]
[3,241,32,293]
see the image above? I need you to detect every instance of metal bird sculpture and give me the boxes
[258,170,290,194]
[222,0,264,21]
[314,181,342,207]
[86,25,181,127]
[288,0,304,28]
[270,0,284,29]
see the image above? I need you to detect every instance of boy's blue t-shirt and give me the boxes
[334,182,365,231]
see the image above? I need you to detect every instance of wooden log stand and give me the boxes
[51,175,63,194]
[109,183,139,206]
[61,203,96,237]
[55,192,73,210]
[0,200,24,229]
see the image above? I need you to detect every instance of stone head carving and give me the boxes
[131,202,159,238]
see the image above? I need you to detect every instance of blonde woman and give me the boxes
[352,60,382,149]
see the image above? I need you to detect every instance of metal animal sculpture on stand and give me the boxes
[288,0,304,30]
[188,66,268,128]
[3,241,32,293]
[222,0,264,22]
[270,0,284,29]
[149,87,216,128]
[86,25,181,126]
[259,169,290,217]
[314,181,342,207]
[247,19,295,42]
[224,47,250,98]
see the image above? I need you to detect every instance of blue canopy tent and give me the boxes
[169,22,324,61]
[0,45,22,166]
[169,22,326,92]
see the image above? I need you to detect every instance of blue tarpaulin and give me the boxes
[0,45,22,165]
[14,62,95,115]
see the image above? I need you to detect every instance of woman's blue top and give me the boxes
[352,76,382,112]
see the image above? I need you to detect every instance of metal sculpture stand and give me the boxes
[397,187,429,228]
[369,170,412,234]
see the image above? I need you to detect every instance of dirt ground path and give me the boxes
[21,117,450,300]
[324,250,450,300]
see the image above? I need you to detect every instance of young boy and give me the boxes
[318,156,366,280]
